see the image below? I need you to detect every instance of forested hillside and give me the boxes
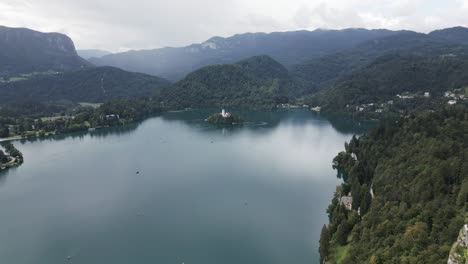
[320,106,468,263]
[292,28,468,88]
[156,55,313,109]
[0,66,169,103]
[306,53,468,112]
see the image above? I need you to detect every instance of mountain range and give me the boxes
[292,28,468,88]
[0,26,89,77]
[88,28,400,81]
[1,25,468,110]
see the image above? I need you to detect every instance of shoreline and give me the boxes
[0,136,23,142]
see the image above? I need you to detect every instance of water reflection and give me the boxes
[10,110,369,147]
[18,122,141,144]
[0,110,371,264]
[2,110,370,188]
[161,109,372,135]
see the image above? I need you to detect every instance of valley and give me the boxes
[0,22,466,264]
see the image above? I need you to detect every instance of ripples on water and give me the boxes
[0,110,367,264]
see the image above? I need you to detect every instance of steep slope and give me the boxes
[321,107,467,263]
[77,49,112,59]
[89,28,399,80]
[0,66,169,103]
[429,26,468,45]
[0,26,90,76]
[157,55,310,109]
[308,52,468,112]
[293,27,468,88]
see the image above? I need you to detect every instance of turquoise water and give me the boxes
[0,110,363,264]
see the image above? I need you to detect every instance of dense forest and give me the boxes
[320,105,468,263]
[156,55,314,110]
[305,53,468,113]
[0,66,169,103]
[0,98,163,138]
[0,142,23,170]
[292,28,468,88]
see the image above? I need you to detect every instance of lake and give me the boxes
[0,110,365,264]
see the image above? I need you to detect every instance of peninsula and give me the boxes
[0,142,23,171]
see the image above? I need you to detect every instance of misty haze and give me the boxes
[0,1,467,264]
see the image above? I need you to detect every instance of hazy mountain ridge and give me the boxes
[89,28,400,80]
[77,49,112,59]
[292,28,468,88]
[0,26,90,76]
[429,26,468,44]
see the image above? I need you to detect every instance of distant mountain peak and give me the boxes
[77,49,112,59]
[89,28,400,81]
[0,25,90,76]
[429,26,468,44]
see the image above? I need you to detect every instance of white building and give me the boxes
[424,92,430,97]
[448,100,457,105]
[221,109,231,118]
[340,193,353,211]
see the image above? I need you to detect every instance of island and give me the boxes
[207,109,244,125]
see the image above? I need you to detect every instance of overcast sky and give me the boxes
[1,0,468,52]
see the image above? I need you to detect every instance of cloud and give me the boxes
[0,0,467,51]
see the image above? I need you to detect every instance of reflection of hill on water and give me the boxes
[161,109,373,135]
[16,122,141,145]
[7,110,372,146]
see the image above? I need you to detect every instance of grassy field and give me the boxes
[40,116,64,122]
[0,71,58,83]
[334,244,350,264]
[325,234,352,264]
[79,102,103,108]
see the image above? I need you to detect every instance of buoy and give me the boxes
[67,256,71,260]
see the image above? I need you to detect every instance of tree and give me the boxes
[0,150,8,164]
[336,222,350,246]
[319,225,330,261]
[0,125,9,138]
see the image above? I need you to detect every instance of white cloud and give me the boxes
[0,0,467,51]
[463,0,468,8]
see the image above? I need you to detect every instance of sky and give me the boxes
[1,0,468,52]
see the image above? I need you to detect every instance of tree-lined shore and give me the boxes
[0,142,23,171]
[320,105,468,263]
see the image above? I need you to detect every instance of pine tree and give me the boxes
[319,224,330,262]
